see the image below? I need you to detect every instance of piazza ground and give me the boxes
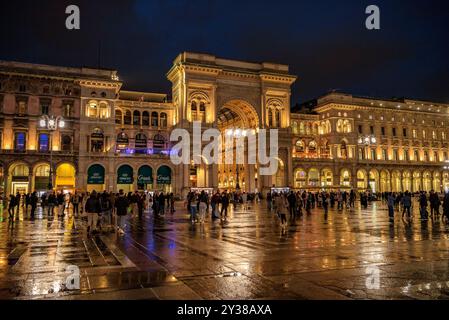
[1,200,449,300]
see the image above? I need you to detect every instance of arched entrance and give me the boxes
[8,163,30,196]
[55,163,76,193]
[294,168,307,189]
[423,171,432,192]
[402,171,412,192]
[433,172,441,192]
[321,169,333,187]
[357,169,367,190]
[413,171,422,192]
[117,165,134,193]
[369,169,379,193]
[138,165,154,191]
[87,164,105,193]
[157,166,172,193]
[308,168,320,187]
[391,171,401,192]
[340,169,351,187]
[216,100,260,192]
[34,164,50,194]
[380,170,390,193]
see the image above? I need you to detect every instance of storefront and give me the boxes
[157,166,172,193]
[55,163,76,193]
[117,165,134,193]
[34,164,50,195]
[10,164,29,195]
[87,164,105,192]
[137,165,153,191]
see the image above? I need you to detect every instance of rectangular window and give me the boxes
[392,128,397,137]
[370,126,374,135]
[434,151,438,162]
[412,129,417,139]
[63,103,73,118]
[14,132,26,151]
[382,149,387,160]
[423,130,427,139]
[358,125,363,134]
[424,151,429,162]
[403,128,407,137]
[404,149,409,161]
[414,150,419,161]
[432,131,437,140]
[38,133,49,152]
[442,132,447,141]
[381,127,385,136]
[370,149,376,160]
[358,148,365,160]
[393,149,399,161]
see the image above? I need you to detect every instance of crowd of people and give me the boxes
[5,188,449,234]
[5,190,176,236]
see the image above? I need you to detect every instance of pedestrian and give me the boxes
[274,193,288,228]
[322,192,329,216]
[287,191,297,220]
[47,191,57,217]
[115,190,129,235]
[220,191,229,219]
[57,191,65,217]
[8,194,16,220]
[387,193,395,222]
[401,191,412,219]
[30,191,38,218]
[71,192,80,217]
[419,191,428,220]
[198,191,208,223]
[443,193,449,223]
[85,190,100,235]
[429,190,440,219]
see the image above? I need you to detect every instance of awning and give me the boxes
[87,164,105,185]
[117,165,133,184]
[138,166,153,184]
[157,166,172,185]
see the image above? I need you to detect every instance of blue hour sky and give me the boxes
[1,0,448,105]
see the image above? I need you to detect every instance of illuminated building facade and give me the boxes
[1,54,447,199]
[291,93,449,193]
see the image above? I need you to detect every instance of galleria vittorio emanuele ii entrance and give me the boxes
[167,52,297,197]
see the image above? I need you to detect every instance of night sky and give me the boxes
[1,0,448,105]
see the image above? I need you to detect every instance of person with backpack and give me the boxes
[85,190,101,235]
[115,190,129,235]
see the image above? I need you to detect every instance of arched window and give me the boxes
[87,102,97,118]
[142,111,150,126]
[91,128,104,152]
[299,122,305,135]
[124,110,132,125]
[99,103,109,119]
[153,134,166,155]
[191,101,198,121]
[292,121,298,134]
[38,133,49,152]
[160,112,168,128]
[295,140,305,153]
[308,140,317,151]
[115,109,123,125]
[275,109,281,128]
[116,132,129,153]
[341,140,348,159]
[135,133,147,154]
[151,112,159,127]
[133,110,141,126]
[61,135,72,152]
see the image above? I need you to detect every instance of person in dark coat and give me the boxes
[443,193,449,223]
[8,195,16,220]
[115,190,129,235]
[85,191,101,235]
[30,191,38,218]
[429,190,441,219]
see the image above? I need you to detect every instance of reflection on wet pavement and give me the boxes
[1,201,449,300]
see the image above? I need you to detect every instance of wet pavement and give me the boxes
[1,201,449,300]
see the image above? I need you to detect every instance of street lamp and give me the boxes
[39,115,65,190]
[358,135,377,192]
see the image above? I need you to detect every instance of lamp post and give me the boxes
[39,115,65,190]
[358,135,377,192]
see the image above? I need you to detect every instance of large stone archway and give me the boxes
[167,52,297,197]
